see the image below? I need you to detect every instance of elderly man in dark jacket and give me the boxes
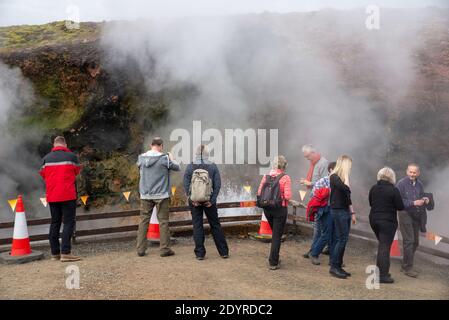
[396,163,432,278]
[183,145,229,260]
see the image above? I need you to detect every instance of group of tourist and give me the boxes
[39,136,433,284]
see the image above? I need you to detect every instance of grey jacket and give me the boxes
[137,150,180,200]
[305,157,329,203]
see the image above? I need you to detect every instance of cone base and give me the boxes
[248,232,286,243]
[0,250,44,265]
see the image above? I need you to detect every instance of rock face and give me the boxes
[0,12,448,210]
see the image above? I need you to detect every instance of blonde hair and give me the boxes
[377,167,396,184]
[272,155,288,170]
[331,155,352,185]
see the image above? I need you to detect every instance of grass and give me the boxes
[0,21,101,51]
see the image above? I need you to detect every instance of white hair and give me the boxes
[302,144,316,154]
[272,155,288,170]
[377,167,396,184]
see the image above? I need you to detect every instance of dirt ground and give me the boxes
[1,233,449,300]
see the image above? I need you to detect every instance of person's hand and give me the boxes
[192,201,200,207]
[205,202,212,207]
[300,178,312,187]
[351,213,357,225]
[422,197,430,205]
[414,199,425,206]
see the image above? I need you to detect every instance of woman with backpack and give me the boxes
[183,145,229,260]
[329,155,356,279]
[257,155,292,270]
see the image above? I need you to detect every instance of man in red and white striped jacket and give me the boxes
[39,136,81,262]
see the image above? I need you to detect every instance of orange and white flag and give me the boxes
[123,191,131,202]
[40,197,48,207]
[80,195,89,205]
[8,198,18,212]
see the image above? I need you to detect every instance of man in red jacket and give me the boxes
[40,136,81,262]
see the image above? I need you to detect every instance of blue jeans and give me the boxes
[329,208,351,269]
[310,206,332,257]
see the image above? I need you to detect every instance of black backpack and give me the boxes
[257,174,285,209]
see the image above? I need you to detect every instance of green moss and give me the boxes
[0,21,101,51]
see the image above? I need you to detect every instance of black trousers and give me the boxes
[370,217,397,277]
[49,200,77,255]
[264,206,288,266]
[190,203,229,258]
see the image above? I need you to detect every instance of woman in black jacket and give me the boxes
[329,155,356,279]
[369,167,404,284]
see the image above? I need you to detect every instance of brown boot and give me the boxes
[51,254,61,261]
[61,254,82,262]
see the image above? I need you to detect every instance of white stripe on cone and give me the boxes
[150,207,158,224]
[13,212,29,239]
[261,212,268,222]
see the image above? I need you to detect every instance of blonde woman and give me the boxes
[257,155,292,270]
[369,167,404,284]
[328,155,355,279]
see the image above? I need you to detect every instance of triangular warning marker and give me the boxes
[80,195,89,205]
[171,186,177,196]
[123,191,131,202]
[40,197,48,207]
[8,199,18,212]
[426,232,436,241]
[435,235,442,246]
[243,185,251,193]
[299,190,307,202]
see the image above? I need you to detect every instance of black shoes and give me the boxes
[137,251,146,257]
[269,260,281,270]
[303,251,310,259]
[380,276,395,284]
[196,256,205,260]
[322,247,330,255]
[160,249,175,257]
[329,267,348,279]
[221,254,229,259]
[340,268,351,277]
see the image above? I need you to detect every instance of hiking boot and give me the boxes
[160,249,175,257]
[322,247,330,255]
[329,267,347,279]
[137,251,146,257]
[220,254,229,259]
[303,251,310,259]
[196,256,205,260]
[309,253,320,265]
[269,259,281,270]
[401,268,419,278]
[60,254,81,262]
[51,254,61,261]
[380,276,395,284]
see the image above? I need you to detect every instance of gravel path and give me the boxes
[1,234,448,300]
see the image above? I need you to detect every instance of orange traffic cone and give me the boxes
[11,195,32,256]
[0,195,44,264]
[258,212,272,236]
[390,230,401,257]
[147,207,160,242]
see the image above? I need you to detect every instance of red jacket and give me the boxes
[306,187,330,221]
[257,169,292,207]
[39,146,81,202]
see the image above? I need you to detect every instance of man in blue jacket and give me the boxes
[183,145,229,260]
[396,163,430,278]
